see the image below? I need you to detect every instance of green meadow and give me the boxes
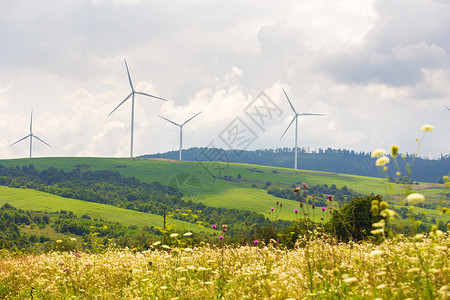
[0,186,212,233]
[0,157,448,224]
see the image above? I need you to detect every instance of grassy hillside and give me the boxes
[0,157,447,224]
[0,186,212,233]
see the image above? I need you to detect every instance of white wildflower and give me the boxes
[369,250,384,258]
[371,149,386,158]
[406,193,425,205]
[375,156,390,166]
[420,124,434,132]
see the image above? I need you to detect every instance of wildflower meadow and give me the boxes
[0,125,449,299]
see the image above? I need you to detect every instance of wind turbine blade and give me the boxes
[124,58,134,91]
[299,113,326,116]
[109,93,132,116]
[9,135,31,147]
[30,110,33,133]
[182,111,202,126]
[280,116,296,139]
[445,105,450,111]
[282,88,297,114]
[33,135,51,147]
[158,115,181,127]
[135,91,168,101]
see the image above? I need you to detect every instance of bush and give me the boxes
[328,194,384,242]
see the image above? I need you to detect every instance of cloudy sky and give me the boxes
[0,0,449,160]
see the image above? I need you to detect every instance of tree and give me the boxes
[328,195,384,242]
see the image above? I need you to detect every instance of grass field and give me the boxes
[0,186,213,234]
[1,234,448,299]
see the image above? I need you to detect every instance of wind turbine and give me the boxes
[158,111,202,161]
[109,58,168,158]
[10,110,51,158]
[280,88,325,170]
[445,105,450,111]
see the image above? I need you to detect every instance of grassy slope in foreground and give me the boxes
[0,157,447,222]
[0,186,212,233]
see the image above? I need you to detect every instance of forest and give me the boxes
[142,147,450,182]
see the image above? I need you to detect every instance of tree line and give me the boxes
[142,147,450,182]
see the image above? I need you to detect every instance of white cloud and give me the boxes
[0,0,448,160]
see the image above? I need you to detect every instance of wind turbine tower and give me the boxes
[280,88,326,170]
[158,111,202,161]
[10,110,51,158]
[109,58,168,158]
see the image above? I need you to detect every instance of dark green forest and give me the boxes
[142,147,450,183]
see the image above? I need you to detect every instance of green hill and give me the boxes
[1,157,447,224]
[0,186,211,233]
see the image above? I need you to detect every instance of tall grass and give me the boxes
[0,233,448,299]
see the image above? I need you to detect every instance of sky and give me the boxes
[0,0,449,160]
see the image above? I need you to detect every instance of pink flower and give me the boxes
[271,207,274,211]
[328,195,332,201]
[254,240,259,244]
[73,252,80,257]
[219,236,224,240]
[211,224,217,229]
[294,209,298,213]
[321,207,326,211]
[223,228,227,233]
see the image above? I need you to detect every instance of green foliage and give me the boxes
[328,195,385,242]
[267,183,362,205]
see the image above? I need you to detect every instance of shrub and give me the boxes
[328,194,384,241]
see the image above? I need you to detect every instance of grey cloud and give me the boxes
[320,0,450,87]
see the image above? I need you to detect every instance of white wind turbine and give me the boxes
[10,110,51,158]
[280,88,325,170]
[109,58,168,158]
[158,111,202,161]
[445,105,450,111]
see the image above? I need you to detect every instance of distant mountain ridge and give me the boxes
[141,147,450,183]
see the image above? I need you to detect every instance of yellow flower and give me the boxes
[371,228,385,235]
[379,201,388,211]
[369,250,384,258]
[429,229,443,238]
[420,124,434,132]
[391,145,399,157]
[343,277,358,283]
[406,193,425,205]
[380,209,399,219]
[372,219,386,228]
[414,234,424,241]
[375,156,390,166]
[371,149,386,158]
